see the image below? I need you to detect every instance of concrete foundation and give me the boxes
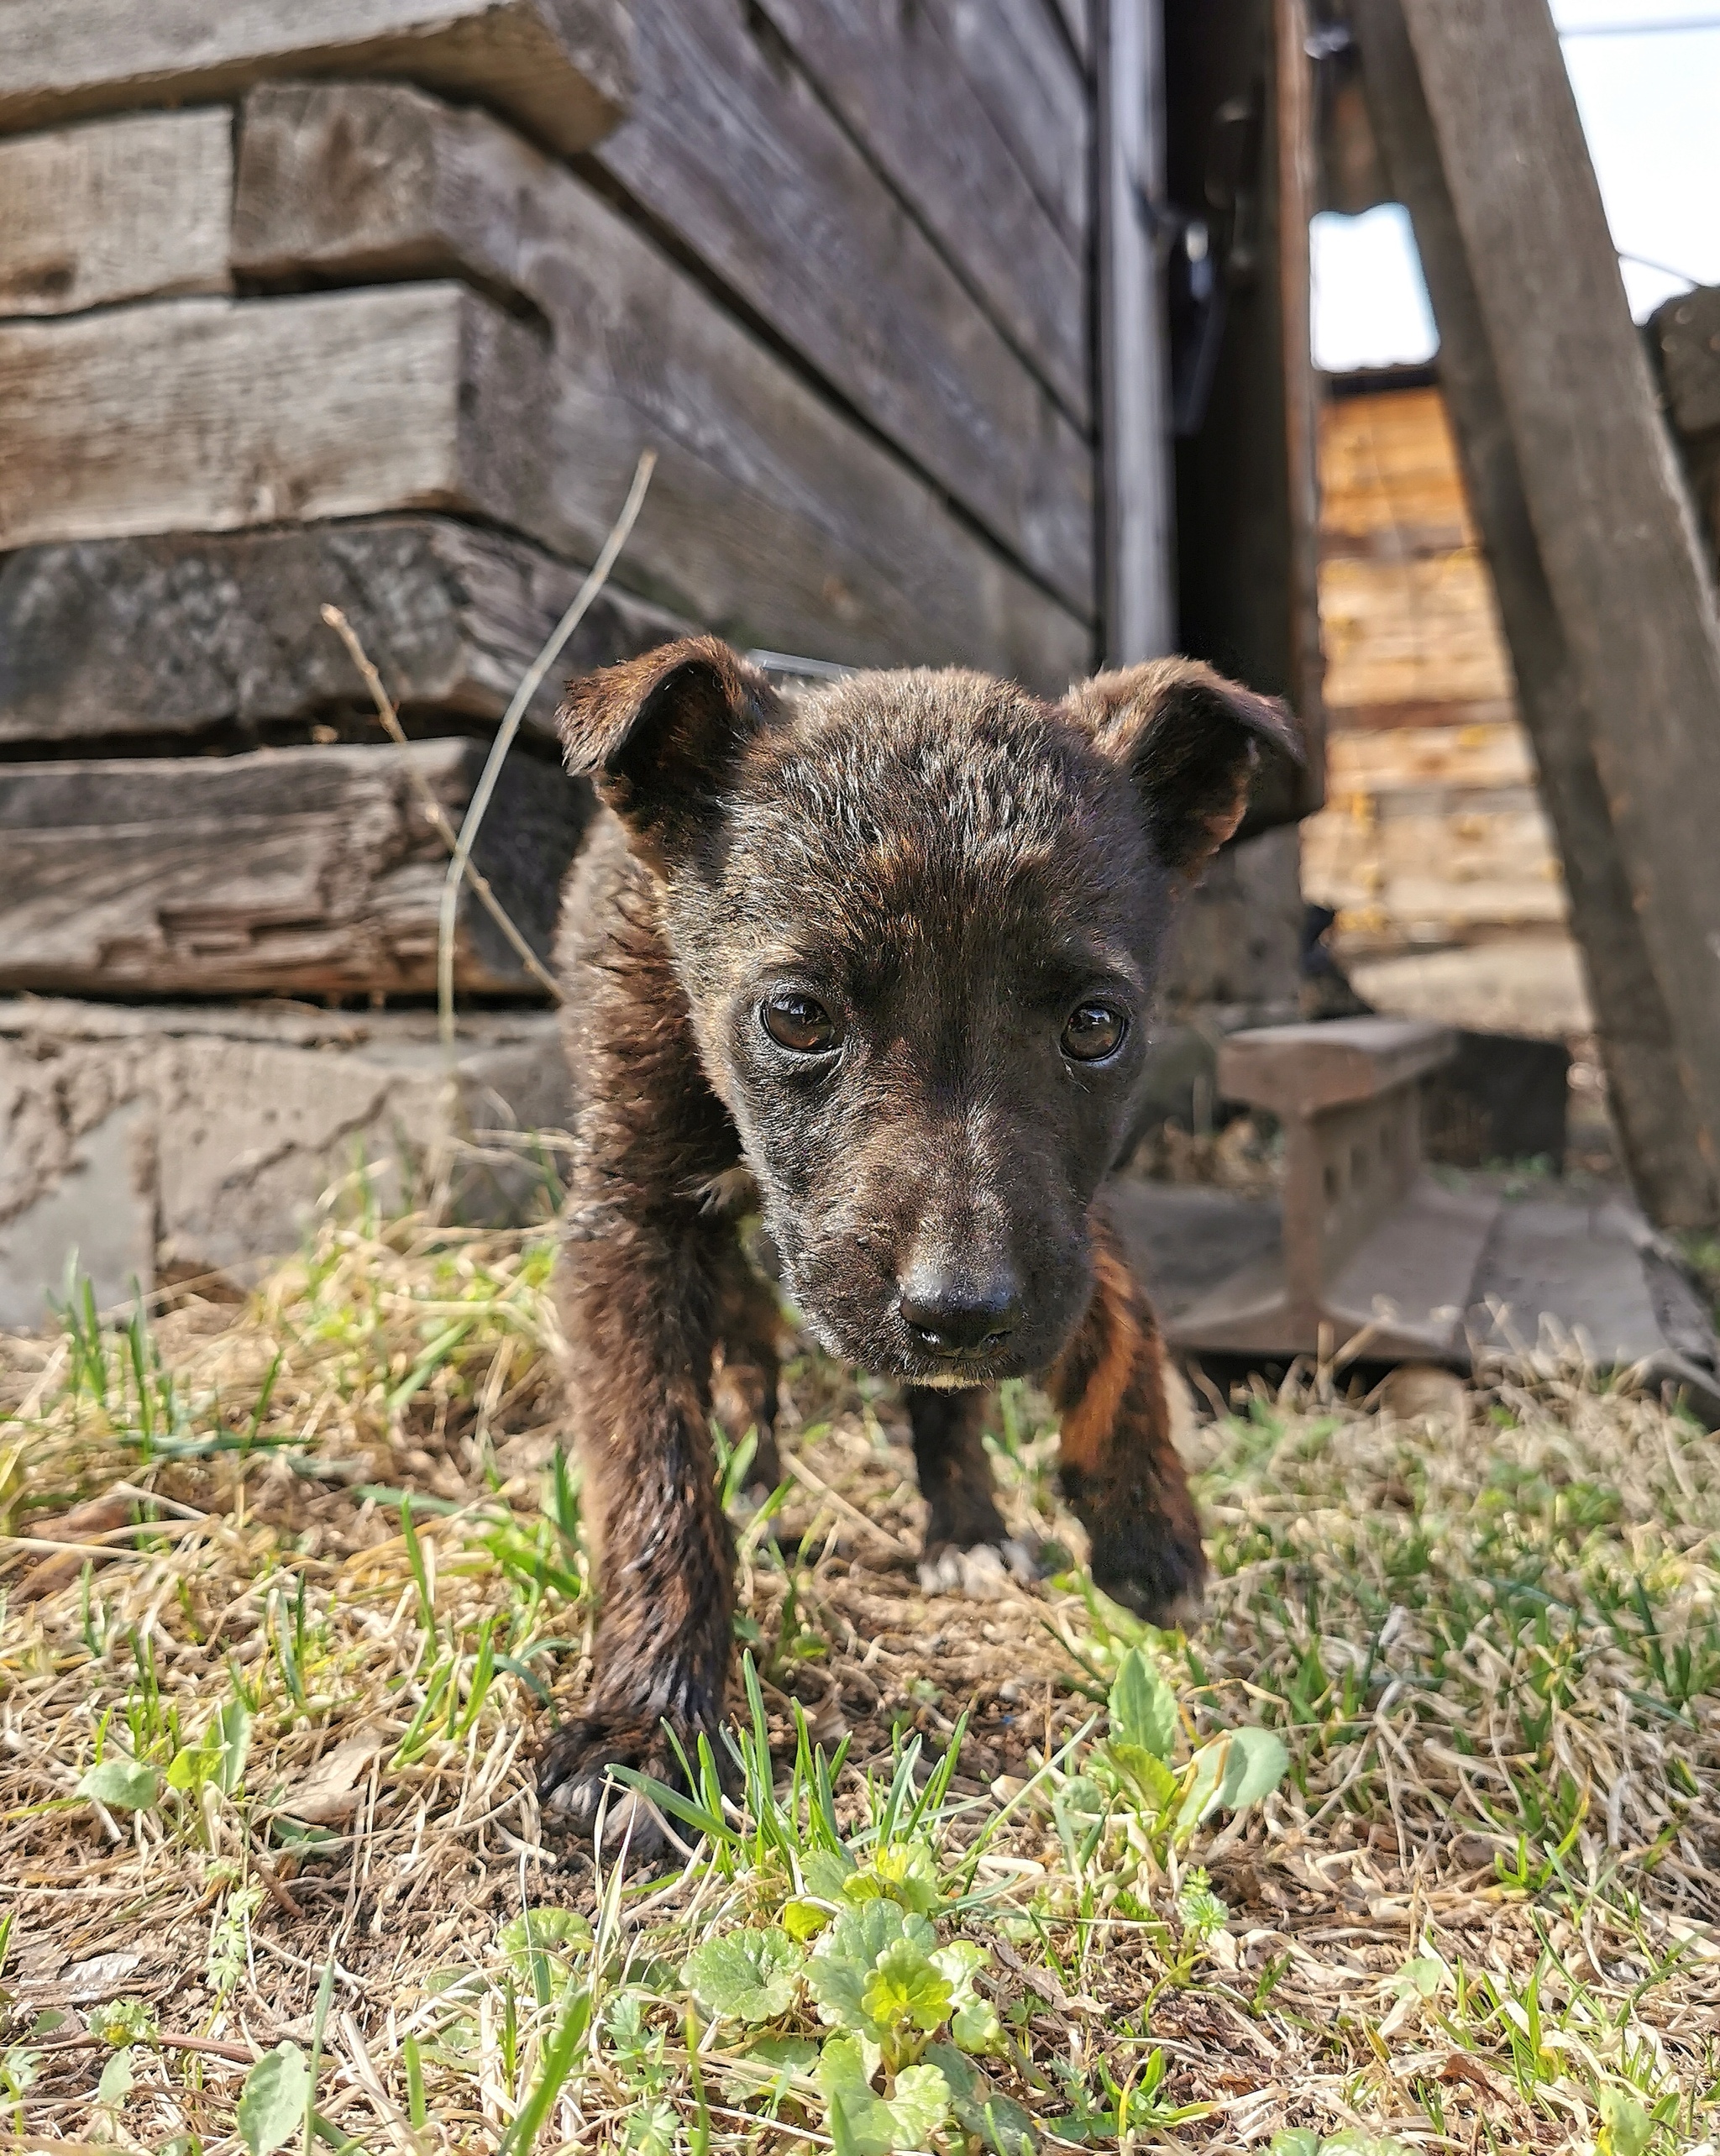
[0,997,570,1328]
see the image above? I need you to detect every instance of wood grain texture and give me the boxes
[590,0,1095,615]
[1302,796,1565,932]
[0,742,587,999]
[233,81,1090,688]
[1353,0,1720,1226]
[1321,387,1476,556]
[930,0,1089,250]
[0,0,632,155]
[0,283,549,553]
[0,518,684,748]
[0,107,231,317]
[747,0,1088,421]
[1319,552,1517,714]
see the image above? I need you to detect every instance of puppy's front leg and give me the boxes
[539,1216,734,1837]
[1047,1216,1206,1625]
[909,1389,1036,1594]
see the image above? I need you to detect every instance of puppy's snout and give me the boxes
[897,1269,1022,1359]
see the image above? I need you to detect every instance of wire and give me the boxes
[1559,16,1720,33]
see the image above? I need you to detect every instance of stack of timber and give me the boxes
[0,0,1099,1005]
[1299,378,1586,1036]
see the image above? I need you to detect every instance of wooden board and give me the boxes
[1301,795,1566,931]
[1354,0,1720,1228]
[1319,551,1517,713]
[0,742,588,999]
[1325,720,1537,794]
[929,0,1089,251]
[0,0,632,155]
[1321,387,1475,557]
[748,0,1087,422]
[0,108,231,317]
[0,283,548,553]
[590,0,1095,615]
[1041,0,1092,69]
[233,81,1090,690]
[0,517,684,748]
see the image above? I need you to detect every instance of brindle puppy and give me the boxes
[539,637,1297,1833]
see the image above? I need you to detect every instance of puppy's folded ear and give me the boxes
[557,636,778,873]
[1062,658,1303,877]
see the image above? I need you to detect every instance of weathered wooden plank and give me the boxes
[1097,0,1174,659]
[0,518,684,748]
[233,81,1091,689]
[748,0,1087,421]
[0,742,587,999]
[1326,721,1537,794]
[1302,798,1566,931]
[1321,387,1475,556]
[1272,0,1326,816]
[1353,0,1720,1228]
[0,108,231,317]
[0,284,548,553]
[1042,0,1093,68]
[1319,552,1517,714]
[930,0,1089,250]
[590,0,1095,614]
[0,0,631,155]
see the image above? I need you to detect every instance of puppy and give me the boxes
[538,638,1297,1830]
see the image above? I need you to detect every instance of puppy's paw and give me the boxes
[536,1713,706,1860]
[1088,1514,1207,1629]
[917,1535,1042,1599]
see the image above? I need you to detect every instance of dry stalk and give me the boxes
[320,604,564,1005]
[435,449,658,1049]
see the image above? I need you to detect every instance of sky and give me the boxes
[1311,0,1720,372]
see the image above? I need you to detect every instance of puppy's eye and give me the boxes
[760,994,838,1054]
[1062,1002,1128,1062]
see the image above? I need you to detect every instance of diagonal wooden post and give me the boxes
[1350,0,1720,1230]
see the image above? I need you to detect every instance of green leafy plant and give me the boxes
[235,2042,308,2156]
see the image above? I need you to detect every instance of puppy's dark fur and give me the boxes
[539,640,1296,1831]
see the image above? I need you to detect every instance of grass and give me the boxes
[2,1204,1718,2154]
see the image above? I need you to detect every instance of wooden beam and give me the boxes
[233,81,1090,689]
[0,517,684,748]
[1096,0,1175,662]
[590,0,1095,615]
[0,108,231,317]
[1352,0,1720,1227]
[0,742,588,999]
[1272,0,1326,817]
[0,0,632,156]
[0,283,549,553]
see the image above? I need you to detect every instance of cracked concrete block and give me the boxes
[0,998,570,1327]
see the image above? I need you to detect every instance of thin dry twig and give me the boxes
[436,449,658,1048]
[320,604,565,1005]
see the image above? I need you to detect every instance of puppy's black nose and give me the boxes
[898,1275,1021,1358]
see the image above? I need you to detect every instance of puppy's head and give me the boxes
[559,637,1297,1382]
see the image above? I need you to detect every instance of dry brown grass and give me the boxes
[2,1212,1717,2154]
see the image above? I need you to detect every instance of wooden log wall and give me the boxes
[1300,381,1572,952]
[0,0,1099,1003]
